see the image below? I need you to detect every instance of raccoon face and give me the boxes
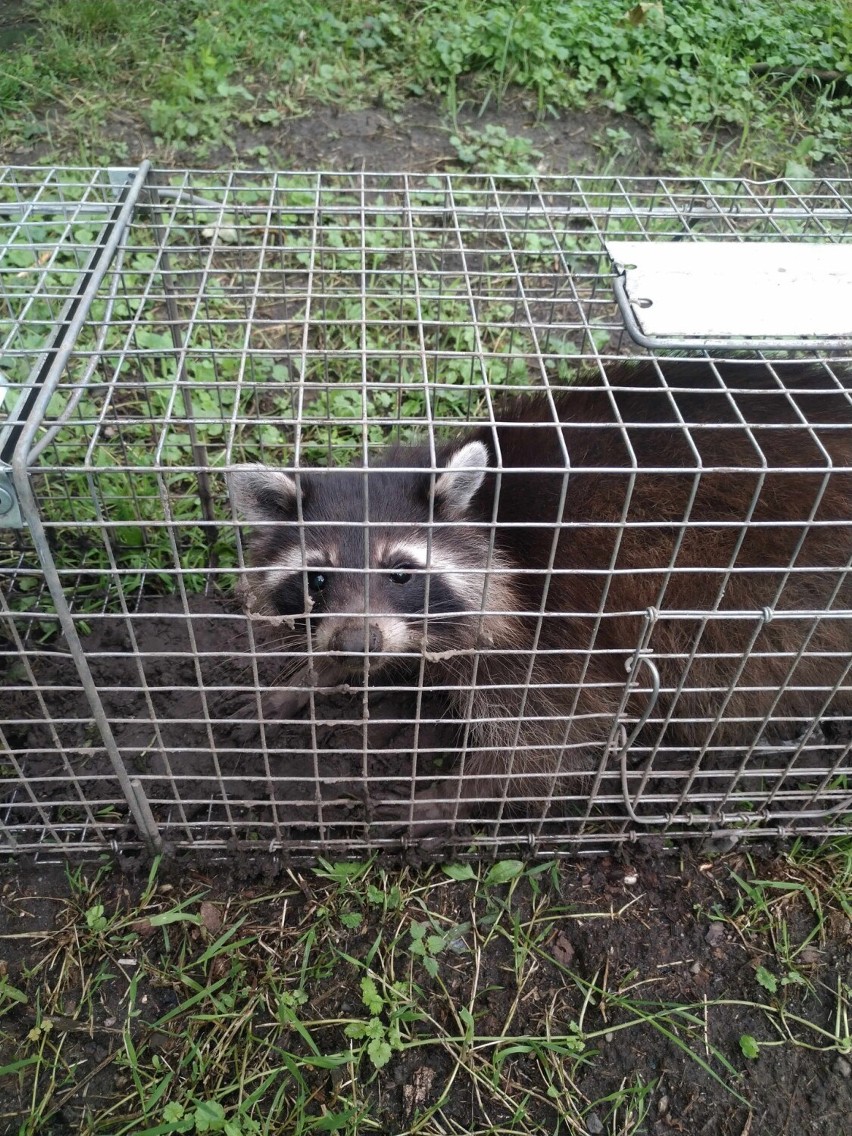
[229,442,509,676]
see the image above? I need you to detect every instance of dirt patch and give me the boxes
[3,589,848,862]
[1,94,656,176]
[0,849,850,1134]
[2,593,465,857]
[224,98,655,176]
[4,589,845,865]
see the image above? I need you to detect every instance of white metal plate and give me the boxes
[607,240,852,339]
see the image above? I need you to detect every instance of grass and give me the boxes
[1,845,849,1133]
[3,162,849,633]
[0,0,850,173]
[1,167,609,627]
[710,839,852,1067]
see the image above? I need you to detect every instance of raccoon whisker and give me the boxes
[269,662,310,688]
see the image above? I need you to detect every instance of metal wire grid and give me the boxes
[1,167,851,859]
[0,167,152,853]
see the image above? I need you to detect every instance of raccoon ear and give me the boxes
[433,441,488,517]
[228,464,300,523]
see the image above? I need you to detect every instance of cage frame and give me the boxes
[1,164,851,861]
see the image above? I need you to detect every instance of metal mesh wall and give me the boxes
[1,168,851,859]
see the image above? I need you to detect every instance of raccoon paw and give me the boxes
[368,789,473,853]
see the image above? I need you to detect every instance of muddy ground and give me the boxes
[5,592,848,860]
[1,78,657,178]
[0,844,850,1135]
[1,594,851,1133]
[2,593,464,860]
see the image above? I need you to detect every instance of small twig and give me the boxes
[750,64,846,83]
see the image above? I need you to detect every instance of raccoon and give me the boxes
[229,359,852,832]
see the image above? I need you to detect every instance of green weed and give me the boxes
[1,170,558,625]
[2,854,851,1132]
[449,124,543,176]
[1,1,850,172]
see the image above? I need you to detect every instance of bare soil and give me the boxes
[1,598,852,1133]
[2,593,459,859]
[1,93,657,177]
[0,847,850,1134]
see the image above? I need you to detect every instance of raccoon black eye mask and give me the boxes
[230,360,852,836]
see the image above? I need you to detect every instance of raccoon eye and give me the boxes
[388,565,414,585]
[306,571,329,593]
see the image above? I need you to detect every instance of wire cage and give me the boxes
[1,164,851,861]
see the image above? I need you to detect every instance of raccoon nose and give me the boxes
[329,623,384,655]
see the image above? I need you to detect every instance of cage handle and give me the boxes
[616,643,662,826]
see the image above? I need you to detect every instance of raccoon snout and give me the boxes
[327,622,384,656]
